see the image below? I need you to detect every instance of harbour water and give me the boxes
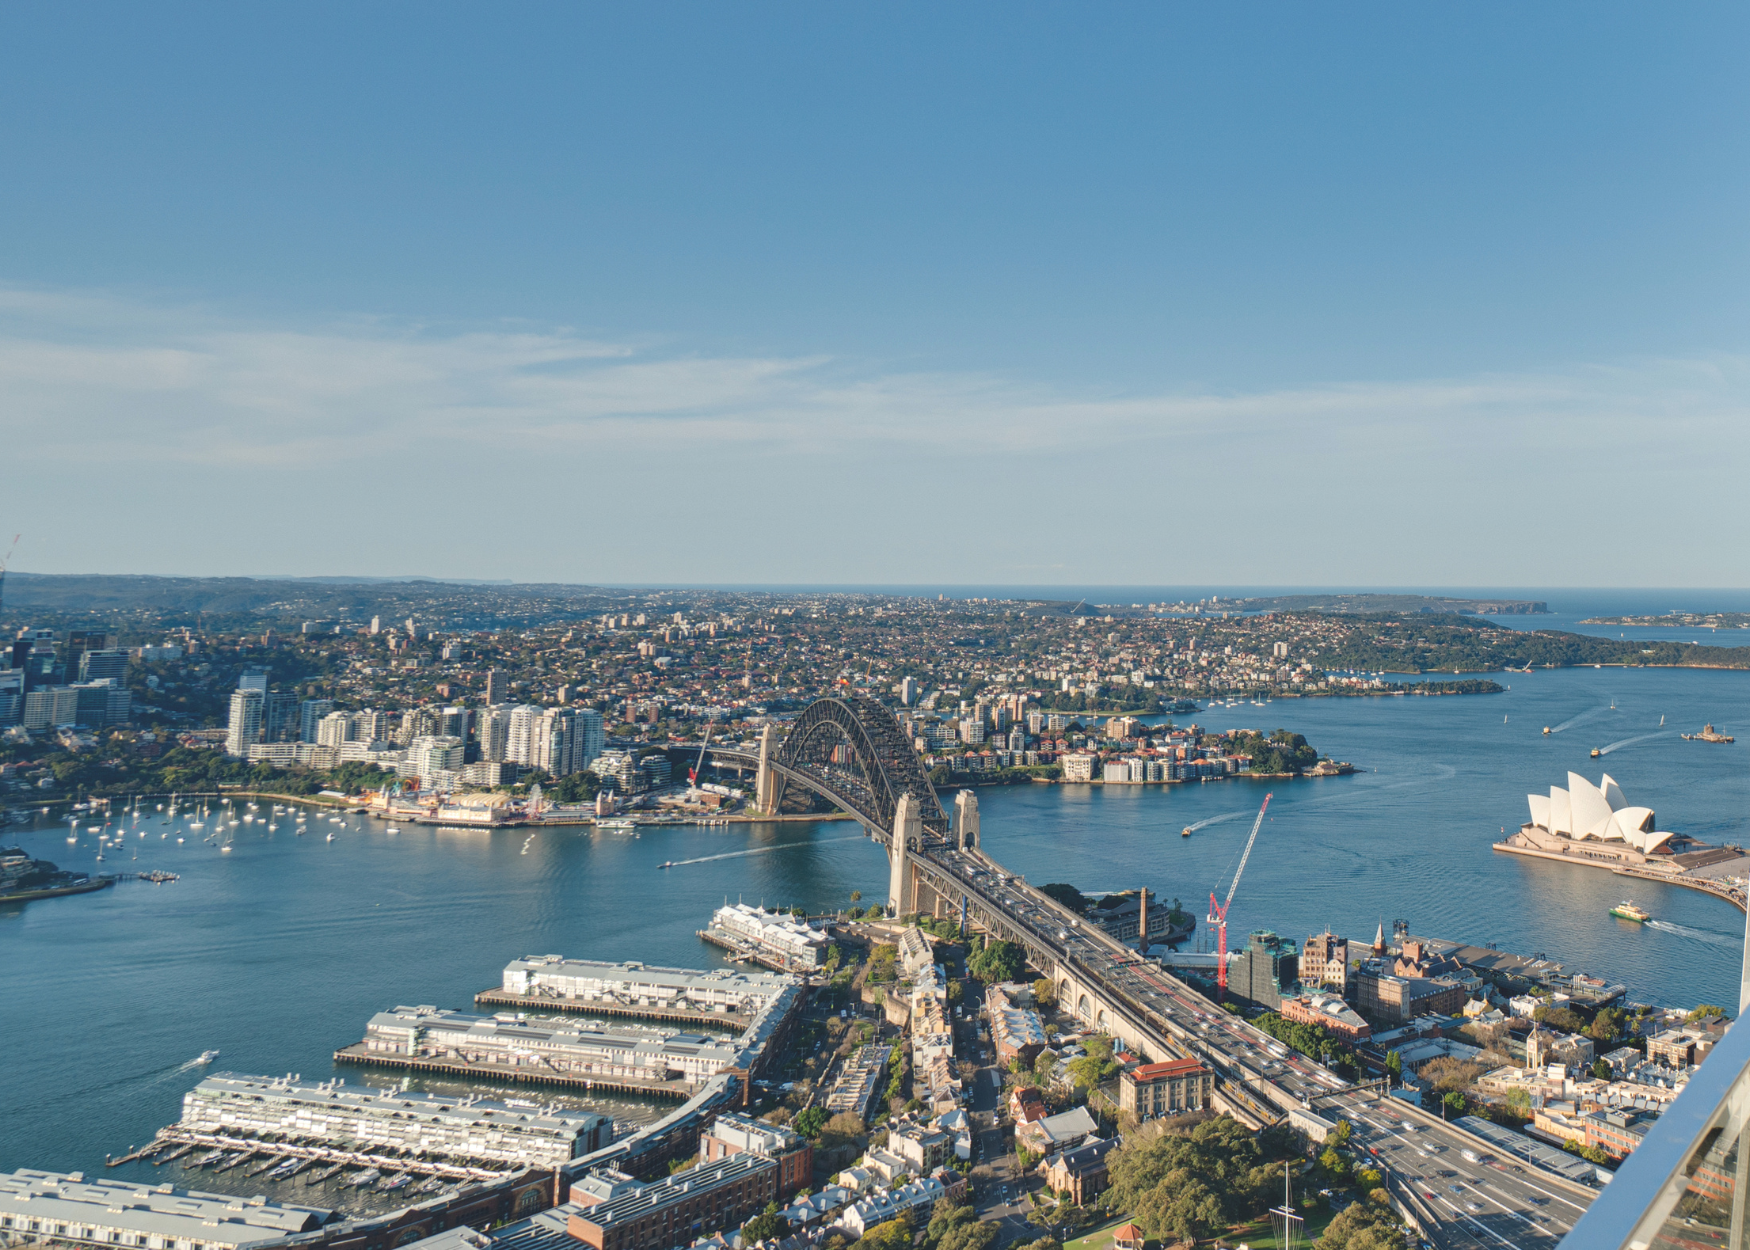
[2,662,1747,1185]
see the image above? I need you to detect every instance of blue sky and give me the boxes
[2,4,1746,585]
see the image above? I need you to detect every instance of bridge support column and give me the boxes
[889,792,921,916]
[754,725,778,816]
[954,790,979,851]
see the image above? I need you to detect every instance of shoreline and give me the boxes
[1492,839,1748,913]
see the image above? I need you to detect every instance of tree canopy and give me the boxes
[968,939,1026,984]
[1103,1115,1292,1244]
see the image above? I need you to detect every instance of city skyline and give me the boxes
[2,5,1746,587]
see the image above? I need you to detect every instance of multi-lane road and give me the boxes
[920,844,1598,1246]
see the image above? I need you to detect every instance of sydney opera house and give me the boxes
[1514,771,1689,862]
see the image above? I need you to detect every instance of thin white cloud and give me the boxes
[0,284,1745,477]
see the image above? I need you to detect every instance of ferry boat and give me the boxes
[1181,826,1193,838]
[1610,900,1651,923]
[1590,748,1601,758]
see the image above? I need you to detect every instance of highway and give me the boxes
[916,844,1598,1244]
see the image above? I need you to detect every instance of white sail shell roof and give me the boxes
[1528,773,1667,851]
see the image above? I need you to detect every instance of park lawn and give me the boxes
[1221,1204,1337,1249]
[1063,1216,1133,1250]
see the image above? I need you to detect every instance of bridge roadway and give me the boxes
[905,844,1597,1250]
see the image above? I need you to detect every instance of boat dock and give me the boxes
[331,1044,695,1099]
[132,1128,512,1182]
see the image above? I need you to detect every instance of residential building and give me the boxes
[887,1121,951,1175]
[566,1153,778,1250]
[225,688,263,757]
[839,1176,950,1239]
[298,698,334,743]
[409,735,466,783]
[485,668,508,705]
[986,984,1048,1066]
[1061,753,1096,782]
[697,1112,812,1197]
[1118,1058,1214,1120]
[824,1044,892,1122]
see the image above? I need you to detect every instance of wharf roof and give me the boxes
[187,1072,608,1136]
[368,1006,744,1061]
[506,956,796,996]
[0,1170,329,1247]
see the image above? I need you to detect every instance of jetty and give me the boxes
[331,1043,695,1099]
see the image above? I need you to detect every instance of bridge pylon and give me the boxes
[754,724,779,816]
[888,792,922,915]
[954,789,979,851]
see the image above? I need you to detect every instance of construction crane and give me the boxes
[1208,792,1272,999]
[0,534,17,617]
[687,721,715,785]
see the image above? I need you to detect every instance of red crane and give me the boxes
[688,720,715,785]
[1208,792,1272,999]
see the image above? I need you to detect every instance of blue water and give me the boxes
[2,663,1748,1183]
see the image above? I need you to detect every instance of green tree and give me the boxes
[1038,883,1088,913]
[1385,1051,1402,1080]
[1032,978,1056,1008]
[794,1106,827,1139]
[1315,1202,1410,1250]
[742,1203,789,1244]
[1592,1058,1613,1082]
[968,939,1026,984]
[852,1214,915,1250]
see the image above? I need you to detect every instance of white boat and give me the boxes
[386,826,400,834]
[220,845,232,853]
[197,1049,220,1064]
[325,832,334,842]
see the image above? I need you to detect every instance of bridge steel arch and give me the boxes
[761,693,949,840]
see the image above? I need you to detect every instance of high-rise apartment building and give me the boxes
[225,689,264,757]
[484,669,508,705]
[262,692,299,742]
[370,616,381,635]
[299,699,335,743]
[237,669,269,694]
[506,705,542,766]
[900,676,918,705]
[478,705,513,762]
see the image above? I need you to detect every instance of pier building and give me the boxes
[180,1073,613,1169]
[0,1169,329,1250]
[699,904,827,970]
[354,1007,746,1089]
[494,958,798,1016]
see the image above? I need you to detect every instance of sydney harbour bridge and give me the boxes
[684,693,1597,1244]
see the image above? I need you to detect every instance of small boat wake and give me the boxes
[1181,811,1250,834]
[1548,705,1614,735]
[1597,730,1678,756]
[663,836,866,868]
[1647,920,1741,948]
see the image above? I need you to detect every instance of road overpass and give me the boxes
[698,695,1599,1243]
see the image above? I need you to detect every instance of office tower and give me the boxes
[485,668,507,704]
[77,649,129,682]
[237,669,269,693]
[299,699,335,742]
[225,689,264,757]
[64,631,112,674]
